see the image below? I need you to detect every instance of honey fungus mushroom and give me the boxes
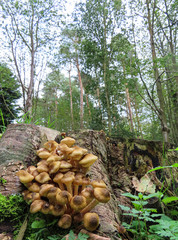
[16,136,110,232]
[83,212,100,232]
[58,214,72,229]
[81,187,111,215]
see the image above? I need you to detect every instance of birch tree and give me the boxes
[0,0,60,117]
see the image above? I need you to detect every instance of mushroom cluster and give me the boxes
[16,137,110,231]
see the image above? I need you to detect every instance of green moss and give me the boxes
[0,193,27,223]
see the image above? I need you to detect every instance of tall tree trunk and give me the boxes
[146,0,169,142]
[125,83,134,132]
[76,55,84,129]
[86,94,91,117]
[103,9,111,136]
[25,5,35,117]
[133,96,143,139]
[68,62,74,130]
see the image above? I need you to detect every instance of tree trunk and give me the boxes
[146,0,169,142]
[76,54,84,129]
[0,124,177,239]
[68,62,74,130]
[125,83,134,132]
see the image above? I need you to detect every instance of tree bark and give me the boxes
[76,54,84,129]
[68,62,74,130]
[146,0,169,142]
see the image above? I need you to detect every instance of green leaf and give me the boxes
[68,230,76,240]
[143,192,163,200]
[172,163,178,167]
[118,204,131,211]
[168,147,178,151]
[31,220,46,229]
[78,232,89,239]
[162,196,178,204]
[121,192,139,200]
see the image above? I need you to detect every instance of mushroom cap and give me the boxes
[59,161,72,170]
[61,173,75,185]
[51,204,67,216]
[57,143,74,157]
[83,212,100,231]
[41,201,53,214]
[53,172,63,183]
[30,200,44,213]
[91,180,107,188]
[46,153,64,163]
[94,187,110,203]
[44,140,58,152]
[60,137,75,147]
[38,150,51,159]
[58,214,72,229]
[79,153,98,166]
[25,192,41,204]
[26,166,37,175]
[37,160,48,166]
[28,182,40,193]
[39,184,54,197]
[81,186,94,202]
[56,190,72,205]
[37,163,49,173]
[69,146,88,161]
[48,161,61,174]
[47,187,61,203]
[35,172,51,184]
[31,170,39,178]
[16,170,34,184]
[70,195,87,211]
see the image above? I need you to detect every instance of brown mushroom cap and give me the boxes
[39,184,54,197]
[46,153,64,163]
[16,170,34,184]
[26,166,37,175]
[59,161,72,170]
[56,190,72,205]
[69,146,88,161]
[35,172,51,184]
[80,187,110,214]
[30,200,44,213]
[81,186,94,204]
[41,201,53,214]
[60,137,75,147]
[44,140,58,152]
[48,161,61,174]
[25,192,41,204]
[37,163,49,173]
[91,180,107,188]
[37,149,51,159]
[93,187,110,203]
[83,212,100,231]
[28,182,40,193]
[57,143,74,158]
[79,153,98,166]
[51,204,67,216]
[47,187,61,203]
[70,195,87,211]
[58,214,72,229]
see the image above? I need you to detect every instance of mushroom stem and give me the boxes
[66,184,73,196]
[80,199,99,215]
[73,185,79,196]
